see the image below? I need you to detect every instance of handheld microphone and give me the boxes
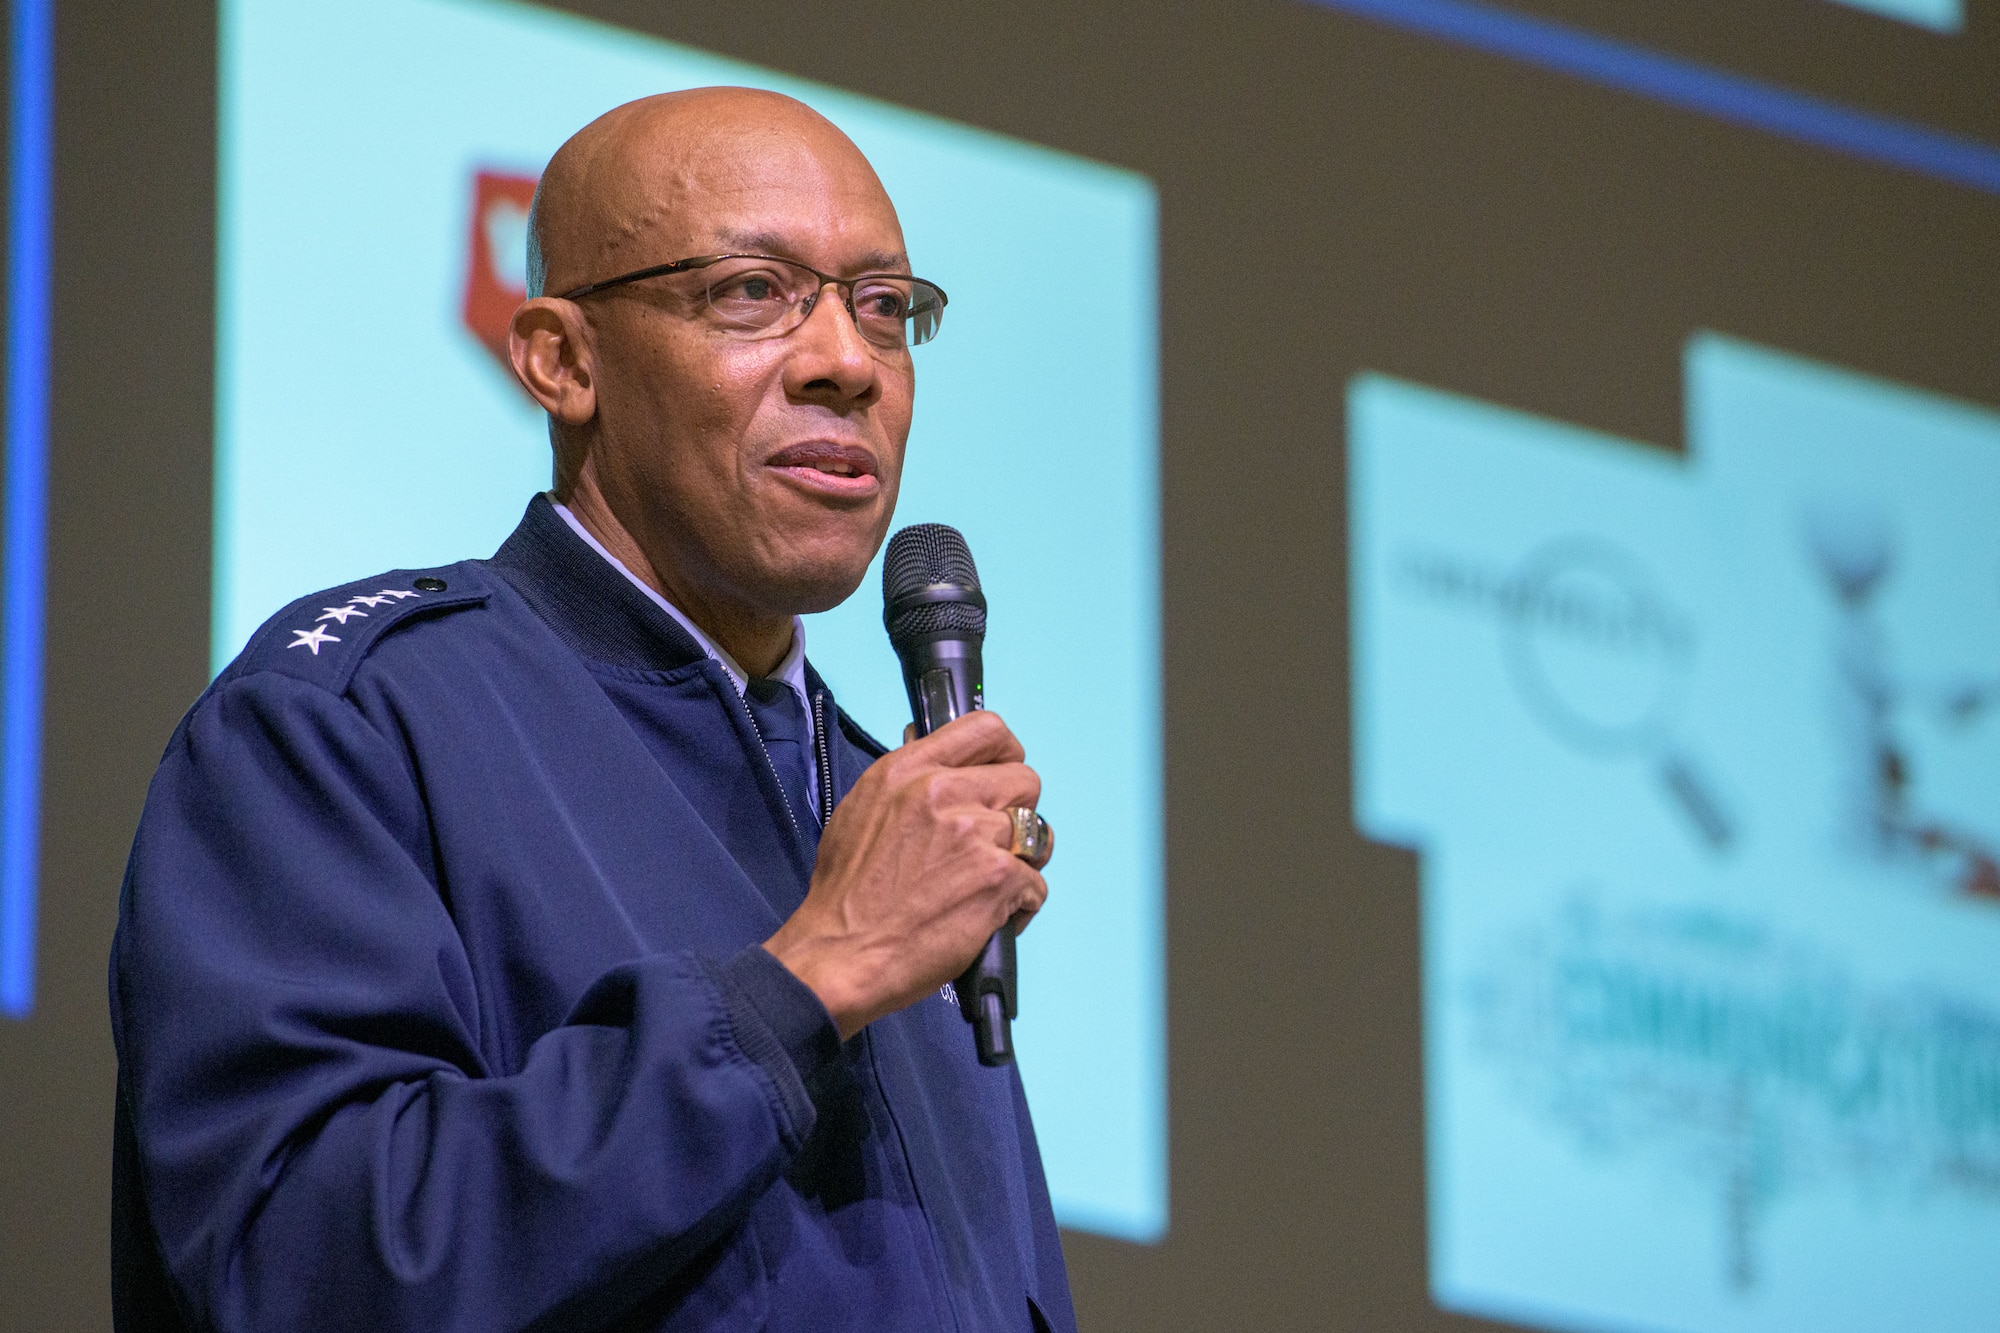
[882,524,1017,1067]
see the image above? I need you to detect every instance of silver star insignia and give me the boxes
[287,626,340,655]
[317,605,368,624]
[348,594,393,609]
[378,588,419,600]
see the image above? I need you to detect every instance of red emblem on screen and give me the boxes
[461,170,539,376]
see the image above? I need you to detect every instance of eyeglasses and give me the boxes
[557,253,948,350]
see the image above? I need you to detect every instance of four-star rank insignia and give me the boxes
[285,587,431,655]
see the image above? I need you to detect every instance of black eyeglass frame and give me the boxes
[555,253,949,347]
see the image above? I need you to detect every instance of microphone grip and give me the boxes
[958,925,1017,1066]
[901,637,1015,1067]
[903,637,982,734]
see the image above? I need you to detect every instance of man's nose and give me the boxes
[785,282,881,404]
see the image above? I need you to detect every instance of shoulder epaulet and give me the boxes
[225,561,494,694]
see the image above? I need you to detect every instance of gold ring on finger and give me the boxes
[1007,806,1054,871]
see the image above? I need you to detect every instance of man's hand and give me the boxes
[763,711,1047,1040]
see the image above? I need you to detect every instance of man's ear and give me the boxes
[508,297,597,427]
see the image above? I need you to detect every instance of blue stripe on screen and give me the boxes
[1306,0,2000,197]
[2,0,52,1019]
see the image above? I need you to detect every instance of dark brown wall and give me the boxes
[0,1,217,1328]
[5,1,1996,1328]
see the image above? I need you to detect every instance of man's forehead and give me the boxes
[620,117,901,245]
[539,89,907,289]
[711,226,908,274]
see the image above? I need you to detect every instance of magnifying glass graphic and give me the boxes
[1500,538,1737,850]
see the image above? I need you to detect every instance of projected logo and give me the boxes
[461,169,536,377]
[1353,334,2000,1333]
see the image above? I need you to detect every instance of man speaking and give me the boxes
[110,89,1075,1332]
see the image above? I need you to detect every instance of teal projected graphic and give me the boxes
[1352,336,2000,1332]
[218,0,1161,1240]
[1826,0,1963,32]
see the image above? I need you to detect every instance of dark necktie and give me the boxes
[744,677,820,837]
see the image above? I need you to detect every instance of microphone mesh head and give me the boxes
[884,523,981,597]
[883,524,986,650]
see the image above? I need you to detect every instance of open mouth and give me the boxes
[767,442,880,495]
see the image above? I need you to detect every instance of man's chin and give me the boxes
[725,494,897,618]
[759,512,895,618]
[731,536,882,619]
[780,561,877,617]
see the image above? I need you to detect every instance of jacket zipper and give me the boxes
[805,686,959,1328]
[812,690,834,825]
[731,683,803,838]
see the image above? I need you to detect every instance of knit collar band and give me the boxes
[488,492,711,674]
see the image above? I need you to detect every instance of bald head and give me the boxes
[527,87,898,299]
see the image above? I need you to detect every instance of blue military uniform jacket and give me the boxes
[109,495,1076,1333]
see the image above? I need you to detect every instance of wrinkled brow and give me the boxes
[713,228,909,274]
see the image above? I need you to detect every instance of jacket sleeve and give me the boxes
[109,669,839,1332]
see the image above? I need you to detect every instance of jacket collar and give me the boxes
[488,493,709,674]
[489,493,890,762]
